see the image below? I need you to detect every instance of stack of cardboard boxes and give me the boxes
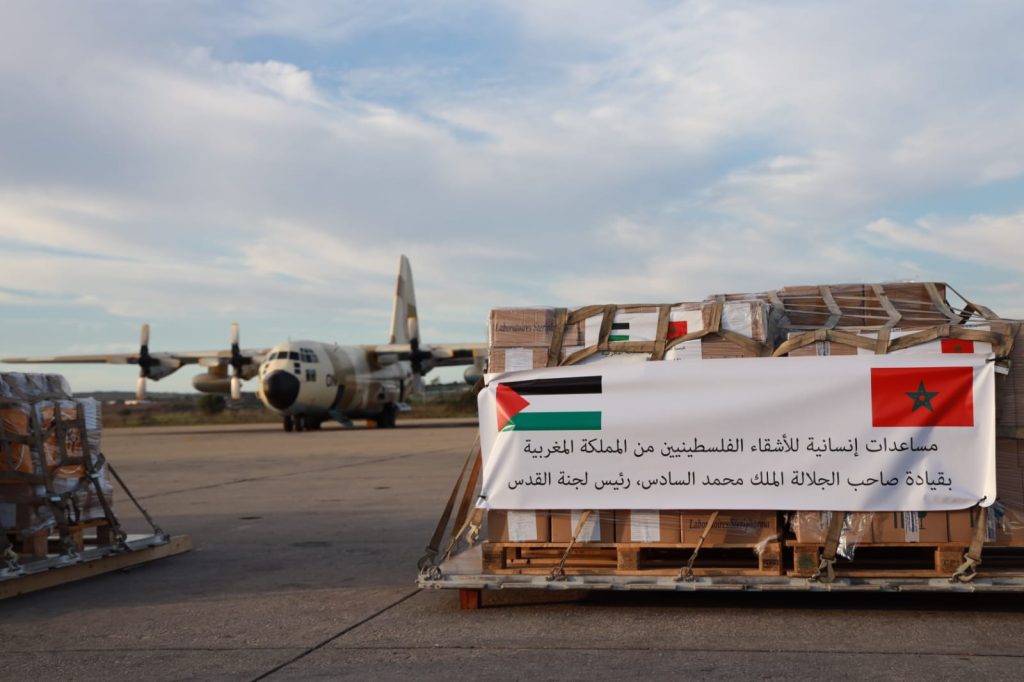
[486,299,784,551]
[483,282,1024,558]
[0,373,114,547]
[487,509,779,546]
[487,299,782,372]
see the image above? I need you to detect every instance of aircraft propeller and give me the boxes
[229,322,245,400]
[407,317,431,393]
[136,323,155,400]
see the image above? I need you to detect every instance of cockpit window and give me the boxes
[289,351,299,360]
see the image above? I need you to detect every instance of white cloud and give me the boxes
[864,213,1024,272]
[2,1,1024,390]
[193,51,324,105]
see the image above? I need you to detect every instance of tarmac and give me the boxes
[3,419,1024,680]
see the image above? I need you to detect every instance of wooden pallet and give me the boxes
[7,519,118,559]
[789,542,970,578]
[482,541,782,577]
[0,535,192,600]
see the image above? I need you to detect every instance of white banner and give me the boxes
[478,355,996,511]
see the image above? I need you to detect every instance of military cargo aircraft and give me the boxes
[3,256,486,432]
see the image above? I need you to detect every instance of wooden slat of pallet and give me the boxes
[0,535,192,600]
[7,519,117,559]
[482,541,782,576]
[789,542,967,578]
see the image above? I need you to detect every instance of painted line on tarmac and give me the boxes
[250,589,422,681]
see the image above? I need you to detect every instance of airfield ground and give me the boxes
[2,421,1024,680]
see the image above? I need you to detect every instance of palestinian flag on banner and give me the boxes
[609,322,630,342]
[496,376,602,431]
[941,338,975,354]
[870,366,974,427]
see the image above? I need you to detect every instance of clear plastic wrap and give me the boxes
[33,400,86,478]
[0,374,110,539]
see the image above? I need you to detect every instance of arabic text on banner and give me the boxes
[477,355,996,511]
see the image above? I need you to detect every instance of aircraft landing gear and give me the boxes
[378,404,398,429]
[284,414,322,432]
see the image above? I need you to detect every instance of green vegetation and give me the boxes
[405,388,478,419]
[95,385,479,428]
[197,394,227,415]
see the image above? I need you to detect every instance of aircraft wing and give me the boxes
[366,343,487,367]
[2,348,272,371]
[423,343,488,367]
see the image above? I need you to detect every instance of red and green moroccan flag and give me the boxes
[870,366,974,427]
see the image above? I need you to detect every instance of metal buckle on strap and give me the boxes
[811,556,836,584]
[950,554,981,583]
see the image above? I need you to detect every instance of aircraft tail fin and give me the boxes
[389,254,418,345]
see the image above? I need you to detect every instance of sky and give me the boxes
[1,1,1022,393]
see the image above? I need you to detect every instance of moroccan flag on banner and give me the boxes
[496,376,602,431]
[667,320,688,340]
[941,338,975,354]
[870,366,974,427]
[609,322,630,342]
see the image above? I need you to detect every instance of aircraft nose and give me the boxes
[262,370,300,410]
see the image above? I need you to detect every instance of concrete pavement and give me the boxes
[1,420,1023,680]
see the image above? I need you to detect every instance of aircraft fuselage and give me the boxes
[251,340,412,425]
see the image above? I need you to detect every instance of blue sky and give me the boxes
[1,1,1022,392]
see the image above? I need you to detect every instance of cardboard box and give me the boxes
[1004,323,1024,429]
[872,511,948,543]
[791,511,874,544]
[550,510,615,543]
[721,301,771,342]
[948,508,996,544]
[948,506,1024,546]
[0,406,34,480]
[785,332,860,357]
[487,348,550,373]
[486,510,551,543]
[697,336,761,359]
[614,510,682,543]
[489,308,581,348]
[774,283,944,329]
[680,511,777,545]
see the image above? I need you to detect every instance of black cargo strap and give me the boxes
[951,504,988,583]
[105,459,163,541]
[811,511,846,583]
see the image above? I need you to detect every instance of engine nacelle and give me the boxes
[463,365,483,386]
[192,372,233,394]
[149,364,179,381]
